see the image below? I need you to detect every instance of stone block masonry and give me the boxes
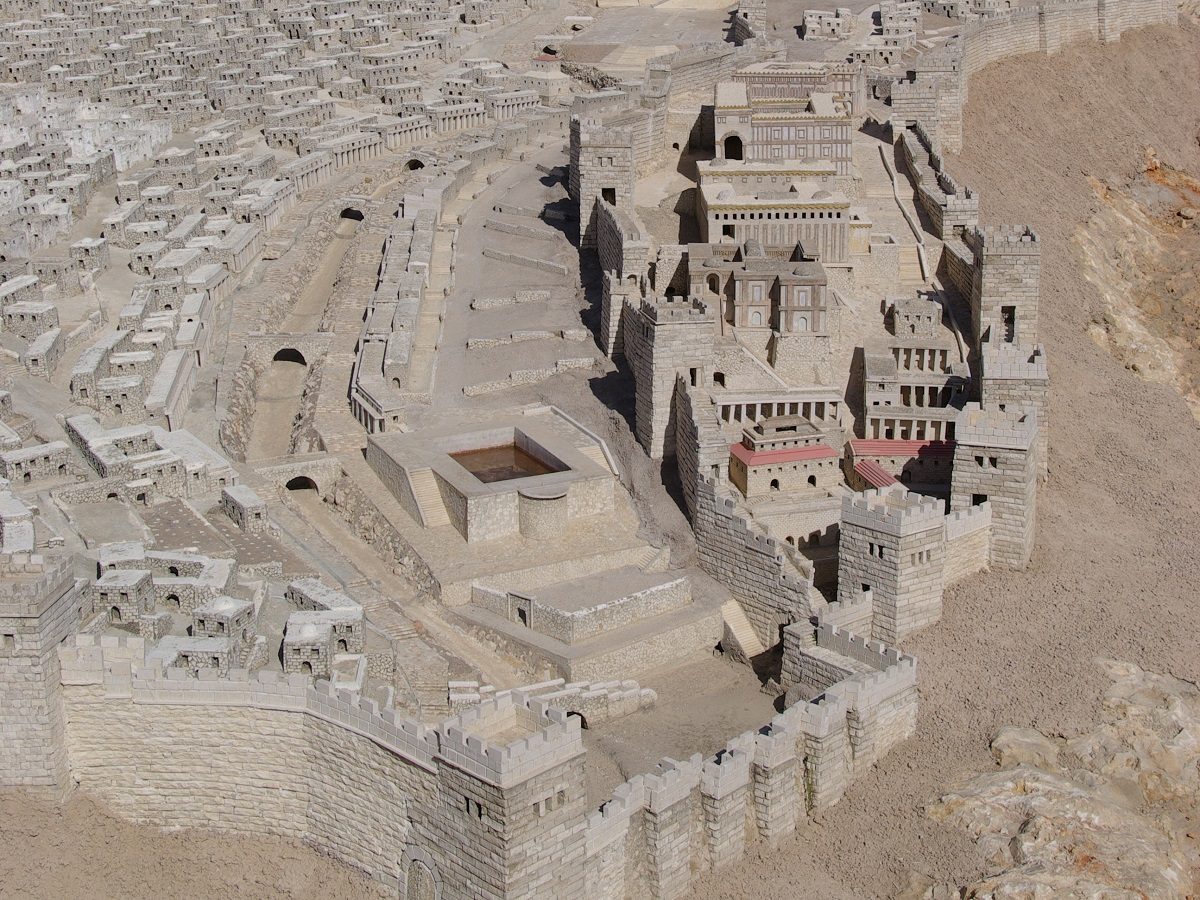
[54,587,918,899]
[0,555,82,796]
[944,503,991,583]
[624,296,715,459]
[951,403,1038,568]
[837,487,947,643]
[694,478,820,647]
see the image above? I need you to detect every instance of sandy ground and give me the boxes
[4,19,1200,900]
[0,794,388,900]
[689,19,1200,899]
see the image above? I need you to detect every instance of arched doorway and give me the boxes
[406,859,437,900]
[336,638,347,652]
[286,476,319,493]
[405,159,425,171]
[339,207,364,221]
[723,135,744,160]
[272,347,307,366]
[109,606,121,623]
[300,661,313,675]
[706,273,720,294]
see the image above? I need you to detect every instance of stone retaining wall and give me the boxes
[55,618,917,899]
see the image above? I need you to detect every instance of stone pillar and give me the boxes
[643,760,703,899]
[797,698,849,812]
[700,749,750,871]
[0,555,82,799]
[751,727,801,844]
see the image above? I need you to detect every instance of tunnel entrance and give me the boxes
[272,347,307,366]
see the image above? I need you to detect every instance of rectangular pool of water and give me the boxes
[450,443,565,483]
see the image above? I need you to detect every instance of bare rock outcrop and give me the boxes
[929,660,1200,899]
[1077,155,1200,421]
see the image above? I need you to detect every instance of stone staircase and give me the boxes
[899,245,925,287]
[355,584,420,642]
[721,599,766,658]
[578,442,614,475]
[406,226,455,395]
[407,467,449,527]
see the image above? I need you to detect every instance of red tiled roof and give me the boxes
[853,459,898,488]
[848,439,956,459]
[730,442,838,467]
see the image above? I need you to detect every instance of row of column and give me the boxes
[718,399,840,424]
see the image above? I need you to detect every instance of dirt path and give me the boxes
[243,216,358,460]
[691,19,1200,899]
[282,217,358,332]
[243,359,307,460]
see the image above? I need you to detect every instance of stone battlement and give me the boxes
[841,486,946,535]
[0,551,76,615]
[436,692,584,788]
[638,294,713,323]
[964,223,1039,254]
[816,622,916,673]
[572,116,634,149]
[955,402,1038,449]
[944,501,992,540]
[982,342,1048,379]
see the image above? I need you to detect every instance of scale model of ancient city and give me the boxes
[1,0,1197,896]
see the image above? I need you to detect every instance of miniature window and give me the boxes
[1,634,15,652]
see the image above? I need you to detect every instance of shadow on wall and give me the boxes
[540,196,577,246]
[578,253,604,340]
[673,188,702,244]
[587,364,636,434]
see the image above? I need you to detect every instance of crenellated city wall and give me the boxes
[54,606,915,899]
[894,0,1179,151]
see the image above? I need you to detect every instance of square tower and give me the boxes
[964,225,1040,352]
[980,342,1049,479]
[569,117,635,249]
[424,694,587,897]
[837,485,946,642]
[950,403,1038,569]
[0,546,81,798]
[624,294,716,459]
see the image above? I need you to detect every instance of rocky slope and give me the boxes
[929,661,1200,898]
[1078,155,1200,421]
